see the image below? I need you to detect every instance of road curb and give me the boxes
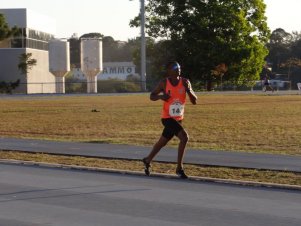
[2,148,301,173]
[1,158,301,191]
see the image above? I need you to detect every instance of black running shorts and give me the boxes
[161,118,183,140]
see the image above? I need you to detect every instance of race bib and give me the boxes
[169,101,184,117]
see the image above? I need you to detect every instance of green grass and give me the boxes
[0,94,301,155]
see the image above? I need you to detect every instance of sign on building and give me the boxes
[98,62,138,80]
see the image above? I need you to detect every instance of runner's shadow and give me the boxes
[0,184,114,196]
[0,187,151,203]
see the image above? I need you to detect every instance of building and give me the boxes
[0,8,56,93]
[68,34,138,82]
[72,62,138,81]
[99,62,138,80]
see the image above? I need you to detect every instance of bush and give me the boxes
[65,75,86,93]
[0,79,20,94]
[98,79,141,93]
[65,81,86,93]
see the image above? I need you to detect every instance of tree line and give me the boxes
[266,28,301,86]
[2,0,301,92]
[129,0,301,90]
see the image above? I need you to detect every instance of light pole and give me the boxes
[140,0,146,91]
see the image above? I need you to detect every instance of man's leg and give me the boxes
[144,135,170,164]
[176,129,189,170]
[142,135,170,176]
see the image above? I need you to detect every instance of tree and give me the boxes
[0,13,12,41]
[80,32,104,39]
[0,79,20,94]
[103,36,140,62]
[291,38,301,59]
[131,0,270,90]
[280,57,301,84]
[18,53,37,75]
[0,13,19,41]
[0,14,21,93]
[267,28,292,71]
[102,36,120,61]
[211,63,228,90]
[265,29,301,87]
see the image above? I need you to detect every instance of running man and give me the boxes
[142,61,197,179]
[263,74,274,92]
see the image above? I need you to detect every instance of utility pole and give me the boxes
[140,0,146,91]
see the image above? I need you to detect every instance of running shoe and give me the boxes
[176,168,188,179]
[142,158,151,176]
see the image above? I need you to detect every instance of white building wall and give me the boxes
[0,48,56,93]
[49,40,70,93]
[80,39,103,75]
[72,62,138,81]
[0,8,56,94]
[49,40,70,74]
[0,8,56,35]
[0,48,27,93]
[26,49,56,94]
[80,39,102,93]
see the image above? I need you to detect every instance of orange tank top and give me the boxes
[161,77,186,120]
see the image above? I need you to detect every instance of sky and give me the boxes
[1,0,301,41]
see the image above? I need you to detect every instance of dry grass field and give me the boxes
[0,93,300,155]
[1,150,300,186]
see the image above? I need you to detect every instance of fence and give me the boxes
[1,80,300,95]
[1,80,147,94]
[66,80,145,93]
[193,80,296,92]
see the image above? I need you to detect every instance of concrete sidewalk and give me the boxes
[0,137,301,172]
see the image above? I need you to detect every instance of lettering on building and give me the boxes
[103,66,133,75]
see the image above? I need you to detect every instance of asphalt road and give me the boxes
[1,137,301,172]
[0,163,301,226]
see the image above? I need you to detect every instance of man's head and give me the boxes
[166,61,181,77]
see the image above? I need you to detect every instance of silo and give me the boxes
[49,39,70,93]
[80,38,102,93]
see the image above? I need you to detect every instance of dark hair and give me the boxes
[165,61,180,70]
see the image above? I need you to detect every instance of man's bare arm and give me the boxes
[150,80,170,101]
[183,79,197,105]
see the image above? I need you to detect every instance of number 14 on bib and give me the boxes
[169,102,184,117]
